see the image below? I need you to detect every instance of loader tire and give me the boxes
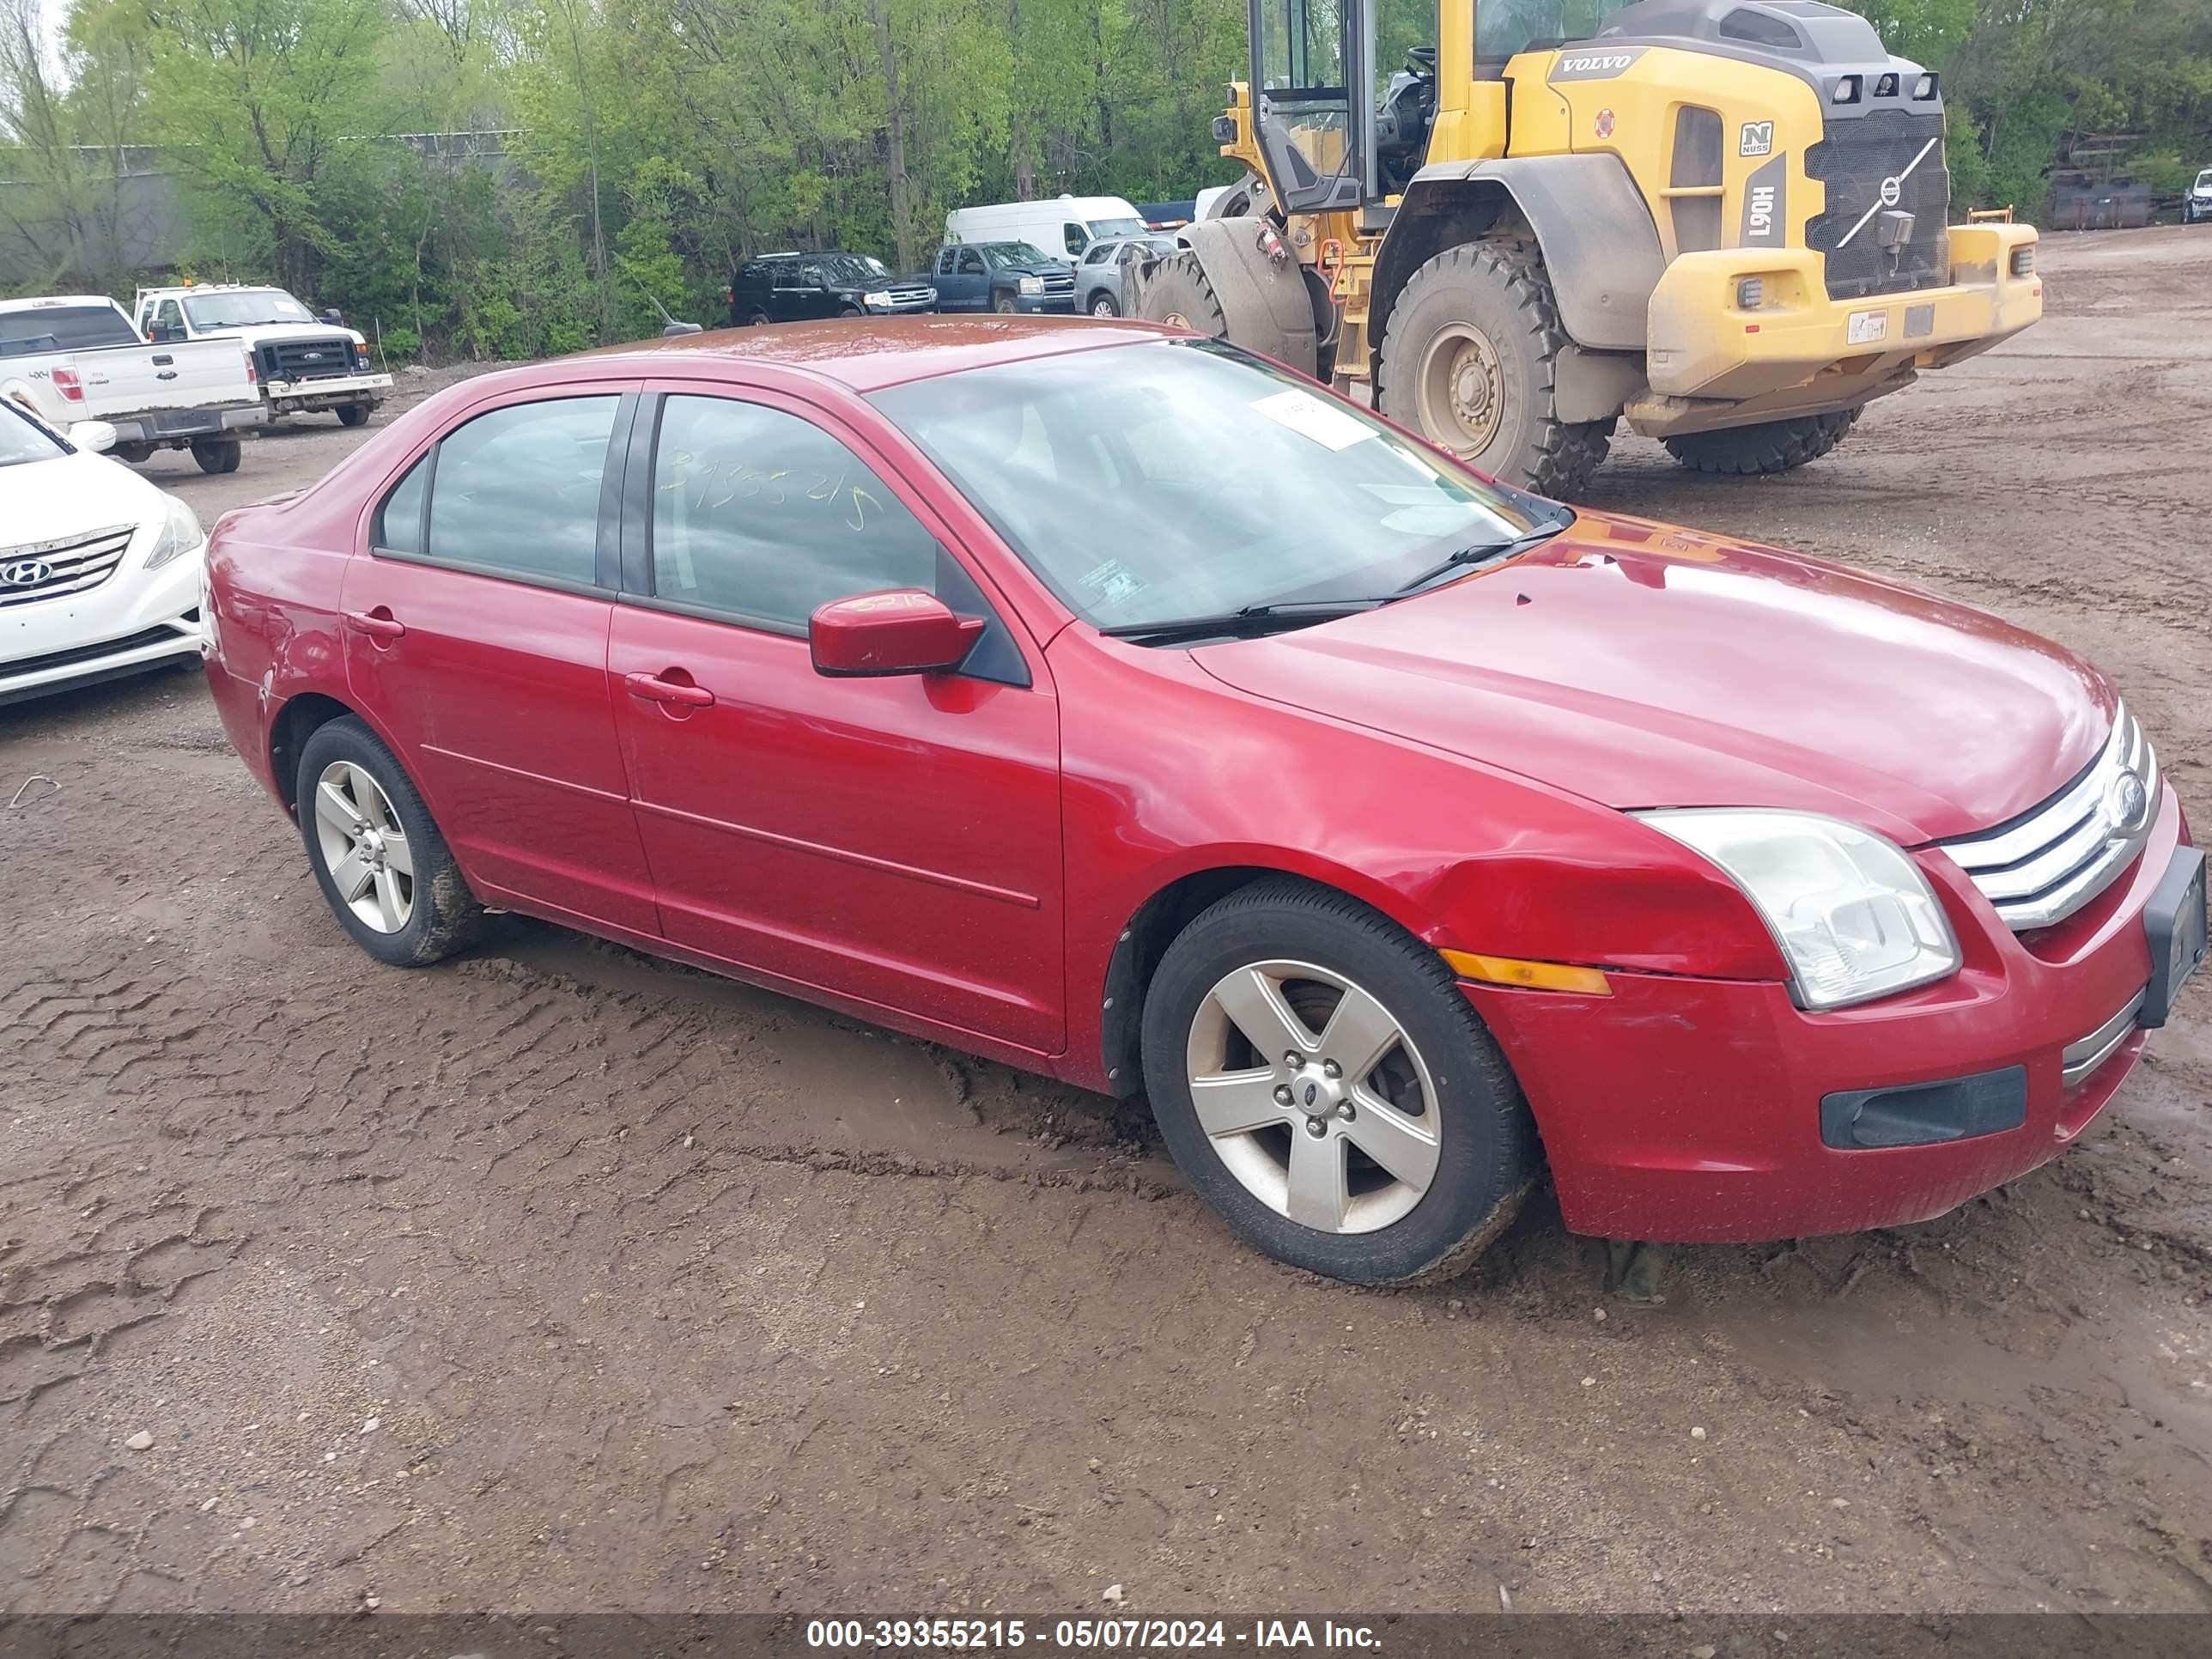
[1139,251,1230,338]
[1662,407,1864,476]
[1376,239,1612,499]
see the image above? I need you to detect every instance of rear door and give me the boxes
[605,386,1065,1052]
[339,382,661,935]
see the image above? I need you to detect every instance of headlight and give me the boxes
[1018,276,1044,295]
[1637,810,1959,1009]
[862,290,893,307]
[145,495,204,571]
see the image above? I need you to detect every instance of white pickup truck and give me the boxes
[135,284,392,428]
[0,295,260,473]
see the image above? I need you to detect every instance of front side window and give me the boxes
[1082,242,1115,266]
[388,395,617,586]
[1063,222,1089,255]
[957,249,985,275]
[650,396,942,631]
[871,339,1552,631]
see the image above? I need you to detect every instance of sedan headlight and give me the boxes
[1018,276,1044,295]
[1638,810,1959,1009]
[144,495,204,571]
[862,290,894,307]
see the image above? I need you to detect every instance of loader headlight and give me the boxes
[1912,72,1939,100]
[2009,246,2035,276]
[1831,74,1862,104]
[1873,71,1899,98]
[1637,810,1960,1010]
[1735,277,1765,309]
[144,495,204,571]
[1018,276,1044,295]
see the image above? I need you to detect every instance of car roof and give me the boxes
[551,315,1175,394]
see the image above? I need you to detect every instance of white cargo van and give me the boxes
[944,195,1147,261]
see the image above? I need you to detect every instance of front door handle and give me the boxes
[342,608,406,642]
[623,671,714,708]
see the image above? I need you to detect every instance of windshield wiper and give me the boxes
[1395,510,1575,595]
[1099,598,1386,646]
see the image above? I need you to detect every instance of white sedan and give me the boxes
[1,403,206,705]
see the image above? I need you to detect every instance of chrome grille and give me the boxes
[2060,988,2146,1089]
[885,284,935,306]
[0,524,137,608]
[1939,702,2160,930]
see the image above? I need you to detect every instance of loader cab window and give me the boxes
[1474,0,1608,67]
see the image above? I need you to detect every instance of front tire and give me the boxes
[191,439,241,475]
[1088,293,1120,318]
[295,717,486,968]
[1662,407,1863,476]
[337,404,372,428]
[991,295,1018,314]
[1140,879,1540,1286]
[1376,239,1613,498]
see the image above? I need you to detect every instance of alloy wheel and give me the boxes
[1183,959,1441,1234]
[312,760,414,934]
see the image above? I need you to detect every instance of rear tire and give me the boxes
[1376,238,1612,498]
[191,439,241,475]
[1140,878,1540,1286]
[745,310,772,327]
[295,716,485,968]
[1662,407,1863,476]
[337,404,372,428]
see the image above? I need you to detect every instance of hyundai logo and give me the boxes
[2106,769,2150,833]
[1,558,52,586]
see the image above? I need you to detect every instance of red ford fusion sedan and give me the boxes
[202,319,2206,1285]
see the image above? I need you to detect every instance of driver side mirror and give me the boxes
[810,590,983,678]
[67,420,117,454]
[318,307,344,325]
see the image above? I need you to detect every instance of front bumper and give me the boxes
[1636,224,2044,430]
[1471,786,2192,1243]
[107,404,261,445]
[265,372,392,413]
[0,538,205,705]
[1012,294,1079,314]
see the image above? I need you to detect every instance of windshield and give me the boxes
[980,243,1055,270]
[0,399,68,467]
[871,339,1554,631]
[1474,0,1609,60]
[182,289,314,327]
[819,254,890,284]
[1084,216,1147,240]
[2197,169,2212,189]
[0,303,137,357]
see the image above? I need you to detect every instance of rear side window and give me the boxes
[649,395,939,630]
[0,304,137,357]
[370,395,617,586]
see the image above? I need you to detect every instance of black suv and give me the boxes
[726,252,937,325]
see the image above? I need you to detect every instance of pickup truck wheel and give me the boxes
[191,439,242,475]
[337,404,372,428]
[1141,878,1540,1286]
[1662,407,1863,476]
[296,717,486,968]
[992,295,1018,314]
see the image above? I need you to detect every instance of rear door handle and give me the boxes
[342,608,406,642]
[623,671,714,708]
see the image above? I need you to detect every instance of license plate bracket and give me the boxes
[2142,845,2208,1030]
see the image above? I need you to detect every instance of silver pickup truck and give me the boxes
[0,295,261,473]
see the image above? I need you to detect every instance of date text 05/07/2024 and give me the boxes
[805,1618,1383,1650]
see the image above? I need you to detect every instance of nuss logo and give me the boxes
[1740,121,1774,157]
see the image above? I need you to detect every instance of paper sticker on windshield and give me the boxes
[1079,558,1146,605]
[1251,388,1371,452]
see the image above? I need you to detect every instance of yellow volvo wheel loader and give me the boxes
[1139,0,2043,495]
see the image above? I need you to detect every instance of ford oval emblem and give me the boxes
[2106,769,2149,832]
[1,558,52,586]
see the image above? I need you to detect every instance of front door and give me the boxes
[605,387,1064,1054]
[340,386,660,934]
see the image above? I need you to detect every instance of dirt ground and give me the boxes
[3,227,2209,1620]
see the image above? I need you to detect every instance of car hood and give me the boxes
[2,450,162,547]
[1193,512,2112,846]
